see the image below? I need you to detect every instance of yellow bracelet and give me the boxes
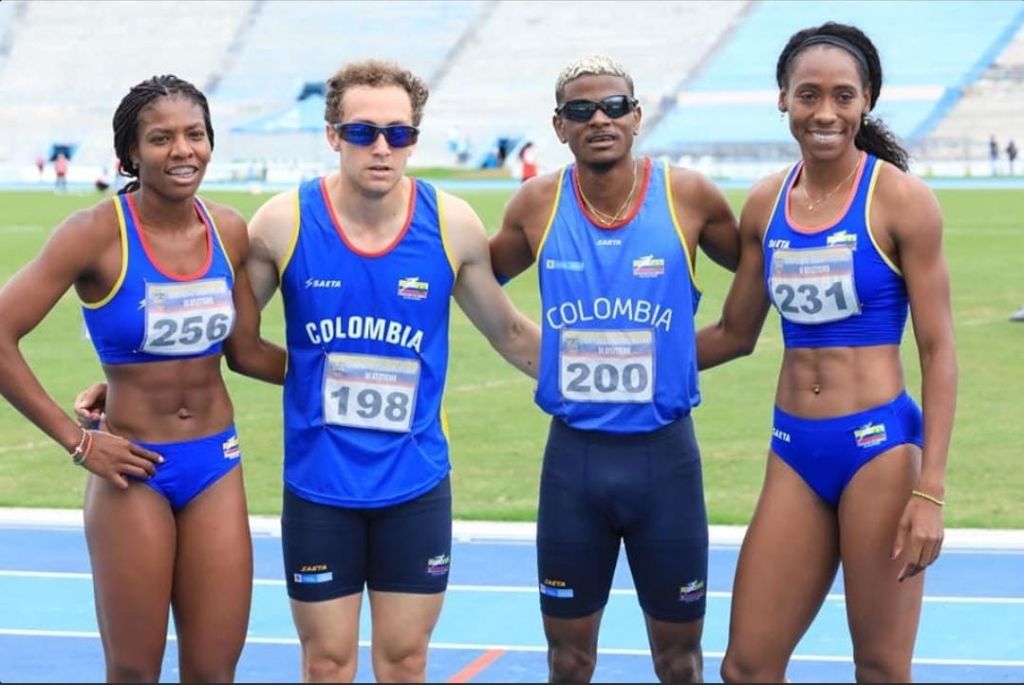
[911,489,945,507]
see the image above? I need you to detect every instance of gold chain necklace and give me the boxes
[801,158,860,212]
[578,160,639,226]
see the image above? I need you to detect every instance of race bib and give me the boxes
[769,246,860,324]
[559,329,654,403]
[142,278,235,355]
[322,353,420,433]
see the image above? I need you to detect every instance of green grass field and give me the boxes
[0,186,1021,527]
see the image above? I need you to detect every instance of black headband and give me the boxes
[790,34,869,74]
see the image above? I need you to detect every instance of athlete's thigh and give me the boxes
[839,443,923,668]
[537,421,620,619]
[290,594,363,665]
[170,465,252,673]
[366,476,452,594]
[84,474,177,663]
[726,453,840,668]
[624,417,708,624]
[368,590,445,663]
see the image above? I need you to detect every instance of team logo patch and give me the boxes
[826,230,858,249]
[293,564,333,584]
[539,578,574,599]
[544,259,585,272]
[222,435,241,460]
[854,422,888,448]
[398,277,430,300]
[426,554,450,576]
[632,255,665,278]
[679,579,706,603]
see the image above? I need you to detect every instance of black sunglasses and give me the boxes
[555,95,639,122]
[332,122,419,148]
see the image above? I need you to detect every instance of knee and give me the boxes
[720,651,781,684]
[304,651,357,683]
[374,645,427,682]
[652,644,702,684]
[106,661,161,684]
[180,664,236,683]
[854,655,910,683]
[548,644,597,683]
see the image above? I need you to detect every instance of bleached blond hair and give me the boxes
[555,55,635,104]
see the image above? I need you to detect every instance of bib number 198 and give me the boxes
[322,353,420,433]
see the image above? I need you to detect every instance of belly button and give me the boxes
[812,383,821,395]
[177,408,193,419]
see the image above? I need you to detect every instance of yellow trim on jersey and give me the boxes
[864,160,903,277]
[81,198,129,309]
[762,163,797,249]
[437,190,459,278]
[278,190,302,276]
[196,197,235,280]
[535,166,566,257]
[664,160,703,294]
[440,405,450,444]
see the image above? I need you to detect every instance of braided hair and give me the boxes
[112,75,214,194]
[776,22,909,172]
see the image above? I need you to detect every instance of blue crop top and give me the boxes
[81,194,236,365]
[762,153,909,349]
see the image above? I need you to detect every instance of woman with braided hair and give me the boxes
[696,22,956,682]
[0,74,285,681]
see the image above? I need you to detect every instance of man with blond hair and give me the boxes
[490,54,741,683]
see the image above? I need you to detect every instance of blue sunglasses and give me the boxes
[332,122,419,148]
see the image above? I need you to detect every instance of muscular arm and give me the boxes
[0,207,163,486]
[888,171,957,499]
[695,177,777,370]
[446,192,540,378]
[213,203,287,385]
[879,167,956,580]
[489,176,554,281]
[0,211,106,452]
[246,190,297,309]
[670,168,741,272]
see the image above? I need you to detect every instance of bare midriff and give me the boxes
[101,355,233,442]
[776,345,905,418]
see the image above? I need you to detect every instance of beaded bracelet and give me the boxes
[911,489,945,507]
[70,429,94,467]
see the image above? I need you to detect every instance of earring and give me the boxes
[779,111,785,122]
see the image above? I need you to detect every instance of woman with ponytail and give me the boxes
[696,22,957,681]
[0,75,284,681]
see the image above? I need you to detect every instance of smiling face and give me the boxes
[131,94,211,200]
[553,74,641,168]
[779,45,871,162]
[326,84,415,197]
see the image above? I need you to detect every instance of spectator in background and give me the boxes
[518,141,538,182]
[54,152,69,192]
[1006,139,1017,176]
[989,135,999,176]
[35,154,46,179]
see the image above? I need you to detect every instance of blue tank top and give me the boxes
[762,153,909,349]
[535,158,702,433]
[81,194,236,365]
[280,177,457,508]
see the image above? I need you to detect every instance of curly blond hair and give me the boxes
[324,60,429,126]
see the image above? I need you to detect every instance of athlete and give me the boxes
[695,23,956,682]
[61,59,540,683]
[0,75,284,681]
[490,55,740,683]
